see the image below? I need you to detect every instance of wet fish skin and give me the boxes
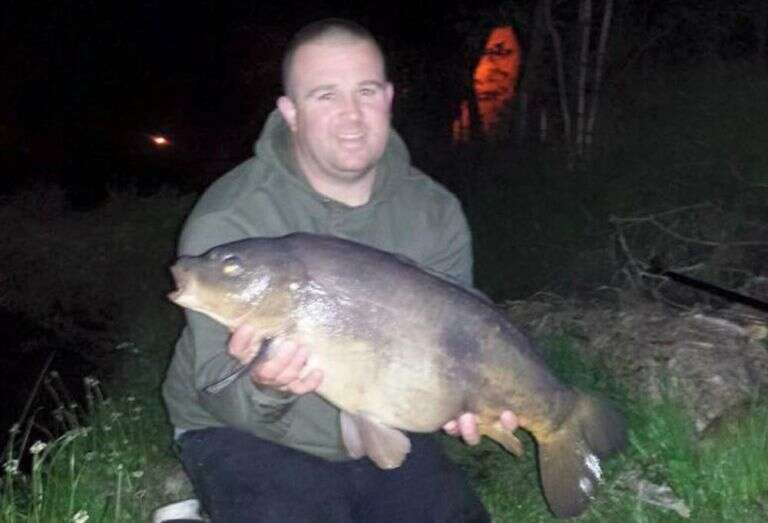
[168,233,627,518]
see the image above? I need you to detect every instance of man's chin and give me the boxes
[331,159,377,180]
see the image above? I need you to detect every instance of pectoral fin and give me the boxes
[340,411,365,459]
[340,412,411,469]
[204,338,274,395]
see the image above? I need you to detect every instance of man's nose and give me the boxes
[340,94,363,119]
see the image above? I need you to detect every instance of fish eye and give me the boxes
[221,254,243,276]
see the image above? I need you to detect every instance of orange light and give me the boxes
[150,135,170,146]
[473,26,521,134]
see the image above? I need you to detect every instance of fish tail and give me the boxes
[536,392,626,518]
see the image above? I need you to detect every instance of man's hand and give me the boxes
[228,325,323,395]
[443,411,519,445]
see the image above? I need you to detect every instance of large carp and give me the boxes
[168,233,626,518]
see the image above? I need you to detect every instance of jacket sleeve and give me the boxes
[421,194,474,288]
[176,212,299,438]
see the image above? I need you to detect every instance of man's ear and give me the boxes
[277,96,298,132]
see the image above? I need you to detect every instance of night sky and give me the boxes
[6,1,764,194]
[3,0,502,181]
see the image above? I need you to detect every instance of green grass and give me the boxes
[2,375,169,522]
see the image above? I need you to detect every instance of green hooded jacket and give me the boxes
[162,110,473,461]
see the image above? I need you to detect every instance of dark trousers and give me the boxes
[178,427,490,523]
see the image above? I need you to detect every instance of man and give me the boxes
[162,18,516,522]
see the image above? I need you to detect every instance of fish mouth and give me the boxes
[167,264,189,303]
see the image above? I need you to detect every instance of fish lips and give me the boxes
[167,264,191,304]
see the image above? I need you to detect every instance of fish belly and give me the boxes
[307,337,466,433]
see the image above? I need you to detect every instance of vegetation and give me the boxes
[0,186,193,521]
[2,376,161,522]
[449,61,768,300]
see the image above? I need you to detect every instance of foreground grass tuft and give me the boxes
[1,375,161,522]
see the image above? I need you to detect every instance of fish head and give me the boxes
[168,240,303,329]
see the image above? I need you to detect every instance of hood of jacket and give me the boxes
[252,109,412,206]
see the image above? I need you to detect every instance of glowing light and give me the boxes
[473,26,521,134]
[150,135,170,146]
[452,26,521,142]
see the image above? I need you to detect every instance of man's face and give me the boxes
[277,38,394,186]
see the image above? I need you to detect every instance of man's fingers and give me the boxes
[458,413,480,446]
[271,344,308,385]
[252,339,300,383]
[237,336,320,395]
[443,411,519,444]
[285,369,323,395]
[443,419,459,435]
[500,410,519,431]
[228,325,256,363]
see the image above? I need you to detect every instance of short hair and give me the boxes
[281,18,386,96]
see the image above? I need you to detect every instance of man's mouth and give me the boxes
[337,133,366,150]
[338,133,365,141]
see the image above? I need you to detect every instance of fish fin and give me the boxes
[340,411,365,459]
[536,393,627,518]
[203,338,274,395]
[343,412,411,469]
[480,421,524,457]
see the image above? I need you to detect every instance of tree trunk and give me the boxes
[575,0,593,156]
[540,107,548,143]
[586,0,614,149]
[544,0,571,145]
[757,1,768,69]
[516,0,548,144]
[517,91,529,143]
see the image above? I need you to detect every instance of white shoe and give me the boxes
[152,498,203,522]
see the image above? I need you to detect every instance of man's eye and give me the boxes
[360,87,377,96]
[317,92,334,101]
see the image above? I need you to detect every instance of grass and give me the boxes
[2,375,161,522]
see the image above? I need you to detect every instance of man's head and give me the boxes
[281,18,387,99]
[277,19,394,206]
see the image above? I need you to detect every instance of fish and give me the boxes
[168,232,626,518]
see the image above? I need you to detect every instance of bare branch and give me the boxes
[610,206,767,247]
[613,23,679,78]
[586,0,614,148]
[544,0,572,144]
[575,0,593,156]
[609,203,715,223]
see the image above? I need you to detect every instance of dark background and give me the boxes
[1,1,495,196]
[3,0,762,202]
